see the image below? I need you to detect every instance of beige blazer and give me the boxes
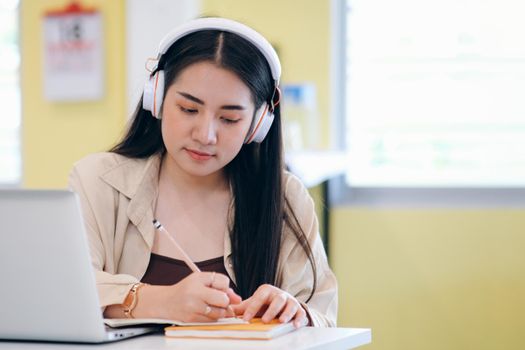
[68,152,338,327]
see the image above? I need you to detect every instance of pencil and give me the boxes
[152,219,237,317]
[152,219,201,273]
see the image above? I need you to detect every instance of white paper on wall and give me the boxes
[43,4,103,102]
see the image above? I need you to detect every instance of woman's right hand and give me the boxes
[133,271,242,322]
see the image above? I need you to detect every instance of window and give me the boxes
[0,0,21,185]
[344,0,525,188]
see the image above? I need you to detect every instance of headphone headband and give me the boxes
[143,17,280,143]
[155,17,281,84]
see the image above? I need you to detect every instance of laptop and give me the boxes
[0,189,161,343]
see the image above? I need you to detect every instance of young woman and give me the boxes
[69,17,337,328]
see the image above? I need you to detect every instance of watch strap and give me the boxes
[122,282,147,318]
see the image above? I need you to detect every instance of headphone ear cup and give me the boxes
[143,70,165,119]
[245,104,274,143]
[253,110,274,143]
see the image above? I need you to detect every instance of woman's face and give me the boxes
[160,61,255,181]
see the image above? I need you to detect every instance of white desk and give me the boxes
[0,327,371,350]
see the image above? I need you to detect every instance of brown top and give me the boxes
[141,253,238,293]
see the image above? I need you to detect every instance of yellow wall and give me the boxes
[20,1,525,349]
[21,0,125,188]
[332,209,525,349]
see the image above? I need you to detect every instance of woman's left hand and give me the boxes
[230,284,309,328]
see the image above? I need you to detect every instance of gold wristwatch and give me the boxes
[122,282,147,318]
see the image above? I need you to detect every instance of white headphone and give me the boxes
[143,17,282,144]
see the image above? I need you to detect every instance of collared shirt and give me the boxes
[68,152,338,327]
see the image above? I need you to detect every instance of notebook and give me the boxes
[0,189,160,343]
[164,318,297,340]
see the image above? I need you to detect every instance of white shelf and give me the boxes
[286,151,347,188]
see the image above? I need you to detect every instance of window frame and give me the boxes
[0,1,21,188]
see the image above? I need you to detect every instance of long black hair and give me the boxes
[111,29,317,301]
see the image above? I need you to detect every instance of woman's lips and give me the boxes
[185,148,213,161]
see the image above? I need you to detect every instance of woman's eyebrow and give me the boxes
[177,91,247,111]
[177,91,204,105]
[221,104,246,111]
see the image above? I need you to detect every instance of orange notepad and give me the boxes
[164,318,296,340]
